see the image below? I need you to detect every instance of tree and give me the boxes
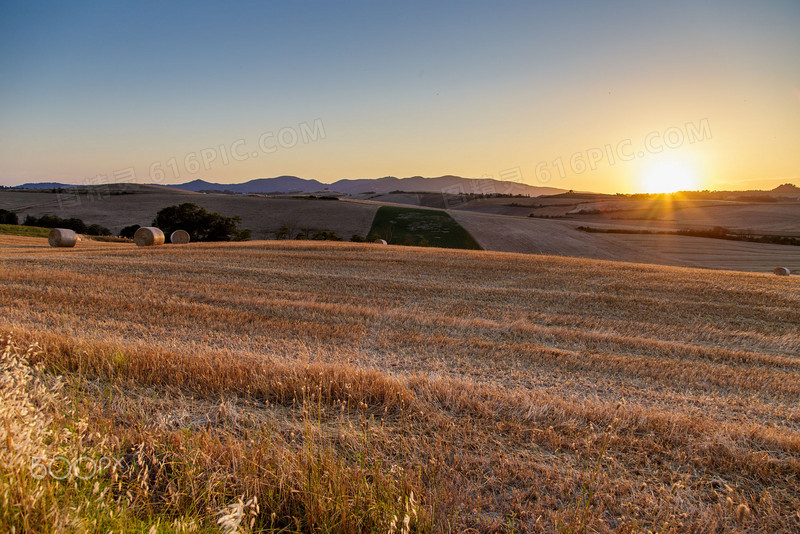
[152,203,250,242]
[311,230,342,241]
[64,218,88,233]
[233,228,252,241]
[275,224,291,240]
[22,214,110,235]
[86,224,112,236]
[119,224,140,239]
[0,209,18,225]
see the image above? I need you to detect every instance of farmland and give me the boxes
[450,210,800,272]
[0,186,379,240]
[3,186,799,273]
[0,223,50,238]
[368,206,481,249]
[1,235,798,532]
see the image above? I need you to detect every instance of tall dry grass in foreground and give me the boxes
[0,235,799,532]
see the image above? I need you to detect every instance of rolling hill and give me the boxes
[0,187,380,239]
[15,175,567,197]
[2,186,799,273]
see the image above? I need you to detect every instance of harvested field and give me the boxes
[1,234,798,532]
[5,188,798,273]
[0,188,379,239]
[602,233,800,272]
[449,210,672,263]
[455,197,800,237]
[450,210,800,272]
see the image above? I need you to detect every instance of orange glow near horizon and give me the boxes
[639,160,699,194]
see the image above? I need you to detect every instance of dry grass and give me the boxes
[0,234,798,532]
[450,210,800,272]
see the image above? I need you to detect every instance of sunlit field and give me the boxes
[1,235,799,533]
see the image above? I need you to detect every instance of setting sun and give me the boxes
[641,161,698,194]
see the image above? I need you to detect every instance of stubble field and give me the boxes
[1,235,799,533]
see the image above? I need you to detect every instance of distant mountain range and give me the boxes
[14,175,567,197]
[12,177,800,197]
[13,182,79,190]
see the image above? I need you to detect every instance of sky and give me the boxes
[1,0,798,193]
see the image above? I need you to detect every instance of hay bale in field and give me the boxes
[170,229,190,244]
[48,228,77,248]
[134,226,165,247]
[773,267,791,276]
[374,239,388,245]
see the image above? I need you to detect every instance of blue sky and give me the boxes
[1,1,798,192]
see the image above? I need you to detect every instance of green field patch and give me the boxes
[0,224,50,238]
[367,206,481,250]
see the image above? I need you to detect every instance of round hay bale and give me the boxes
[170,229,190,244]
[48,228,77,248]
[134,226,165,247]
[374,238,388,245]
[773,267,791,276]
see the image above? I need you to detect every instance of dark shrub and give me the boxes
[119,225,141,239]
[23,214,110,235]
[153,203,250,242]
[0,209,18,225]
[275,224,291,240]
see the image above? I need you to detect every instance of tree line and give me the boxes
[0,210,112,236]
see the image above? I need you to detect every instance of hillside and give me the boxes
[3,187,799,273]
[1,235,798,532]
[14,175,567,197]
[449,210,800,272]
[0,188,379,238]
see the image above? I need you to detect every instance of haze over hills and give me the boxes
[13,177,800,199]
[14,175,566,197]
[12,182,79,190]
